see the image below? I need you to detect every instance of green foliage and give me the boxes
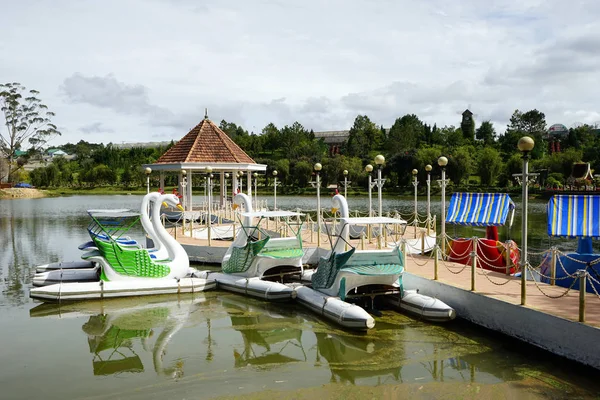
[386,114,423,153]
[345,115,382,160]
[500,109,547,159]
[447,146,475,185]
[476,147,502,186]
[476,121,496,146]
[0,82,61,182]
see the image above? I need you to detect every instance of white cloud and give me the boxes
[1,0,599,146]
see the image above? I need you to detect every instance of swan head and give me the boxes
[331,194,348,217]
[160,193,184,211]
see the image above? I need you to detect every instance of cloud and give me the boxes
[2,0,600,146]
[79,122,115,134]
[61,73,173,119]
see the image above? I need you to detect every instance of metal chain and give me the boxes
[526,264,578,299]
[476,265,516,286]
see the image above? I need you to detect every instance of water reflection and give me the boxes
[30,294,212,380]
[221,295,307,368]
[23,293,600,398]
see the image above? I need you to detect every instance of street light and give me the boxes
[181,169,187,211]
[374,155,386,217]
[342,169,349,198]
[313,163,323,247]
[237,171,244,193]
[365,164,375,217]
[145,167,152,194]
[206,166,213,244]
[224,173,229,203]
[425,164,432,234]
[272,170,279,210]
[437,156,448,254]
[412,169,419,235]
[517,136,535,305]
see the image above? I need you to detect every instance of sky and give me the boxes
[2,0,600,146]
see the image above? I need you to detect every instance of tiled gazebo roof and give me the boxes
[146,115,266,173]
[156,117,255,164]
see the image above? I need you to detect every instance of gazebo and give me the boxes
[144,112,267,210]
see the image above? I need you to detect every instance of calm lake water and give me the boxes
[1,194,599,399]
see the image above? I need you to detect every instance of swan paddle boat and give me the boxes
[29,193,215,301]
[540,195,600,293]
[445,193,520,274]
[298,194,455,330]
[208,193,304,301]
[33,192,172,287]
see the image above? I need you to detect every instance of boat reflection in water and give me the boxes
[220,295,307,368]
[26,294,559,396]
[315,331,402,385]
[29,294,214,378]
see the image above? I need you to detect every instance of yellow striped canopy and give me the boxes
[548,195,600,238]
[446,193,514,227]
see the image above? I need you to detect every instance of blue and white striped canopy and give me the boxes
[446,193,515,226]
[547,195,600,238]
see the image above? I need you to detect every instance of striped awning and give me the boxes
[547,195,600,238]
[446,193,515,226]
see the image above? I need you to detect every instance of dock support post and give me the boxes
[521,262,527,305]
[434,245,439,280]
[551,247,557,286]
[421,230,425,256]
[579,270,587,323]
[401,240,407,272]
[471,237,477,291]
[505,241,511,275]
[360,232,365,250]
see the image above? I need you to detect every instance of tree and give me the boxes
[475,121,496,146]
[476,147,502,186]
[0,83,61,182]
[447,146,475,185]
[344,115,381,159]
[385,114,423,153]
[499,109,546,158]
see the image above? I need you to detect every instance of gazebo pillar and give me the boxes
[178,171,185,209]
[220,171,226,208]
[232,174,239,196]
[246,171,252,198]
[187,169,193,211]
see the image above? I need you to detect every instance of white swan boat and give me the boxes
[298,194,455,329]
[34,192,171,285]
[209,193,304,301]
[29,193,215,301]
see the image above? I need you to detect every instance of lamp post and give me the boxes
[206,166,213,245]
[224,173,229,202]
[517,136,535,305]
[313,163,322,247]
[272,170,279,210]
[365,164,375,216]
[437,156,448,254]
[253,172,258,210]
[238,171,244,193]
[181,169,187,211]
[145,167,152,194]
[425,164,432,235]
[412,169,419,235]
[342,169,349,198]
[374,155,385,217]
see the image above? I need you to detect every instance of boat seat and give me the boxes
[341,263,403,276]
[259,248,304,259]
